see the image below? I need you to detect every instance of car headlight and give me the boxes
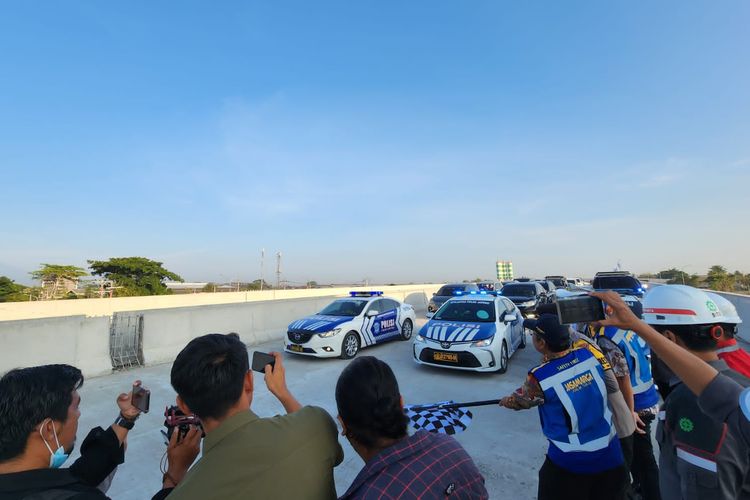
[415,334,425,343]
[318,328,341,338]
[521,300,535,307]
[471,336,493,347]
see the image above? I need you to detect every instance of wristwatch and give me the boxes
[114,413,138,430]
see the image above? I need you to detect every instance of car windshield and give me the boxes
[434,300,496,322]
[538,282,550,291]
[319,299,368,317]
[436,285,472,296]
[594,277,639,290]
[550,279,567,288]
[501,285,536,298]
[477,282,495,291]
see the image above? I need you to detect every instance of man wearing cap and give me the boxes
[499,314,627,500]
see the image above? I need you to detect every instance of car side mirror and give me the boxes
[365,310,379,317]
[504,314,517,323]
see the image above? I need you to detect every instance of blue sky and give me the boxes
[2,1,749,285]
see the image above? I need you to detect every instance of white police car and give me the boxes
[284,291,417,359]
[413,294,526,373]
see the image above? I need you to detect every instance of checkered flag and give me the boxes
[404,401,473,435]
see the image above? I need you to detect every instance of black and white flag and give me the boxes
[404,401,473,435]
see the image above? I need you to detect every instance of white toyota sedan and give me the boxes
[413,294,526,373]
[284,291,417,359]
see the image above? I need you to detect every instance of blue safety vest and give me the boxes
[531,347,623,473]
[599,326,660,411]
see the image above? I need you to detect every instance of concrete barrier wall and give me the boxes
[0,284,442,377]
[0,284,442,321]
[0,316,112,376]
[712,291,750,342]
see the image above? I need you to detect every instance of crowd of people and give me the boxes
[1,284,749,500]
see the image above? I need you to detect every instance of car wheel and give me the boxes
[400,319,413,340]
[340,331,360,359]
[519,328,527,349]
[497,340,509,374]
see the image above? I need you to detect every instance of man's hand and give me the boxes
[634,411,647,434]
[263,352,288,399]
[264,352,302,414]
[117,380,143,420]
[590,291,642,332]
[164,426,201,488]
[499,396,523,411]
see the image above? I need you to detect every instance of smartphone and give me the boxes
[131,384,151,413]
[556,295,605,325]
[251,351,276,373]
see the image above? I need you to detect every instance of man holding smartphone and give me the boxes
[153,333,343,500]
[0,364,144,499]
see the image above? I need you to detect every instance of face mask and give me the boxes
[39,419,70,468]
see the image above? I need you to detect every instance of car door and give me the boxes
[501,298,522,350]
[362,299,399,345]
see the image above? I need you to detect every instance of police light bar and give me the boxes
[349,291,383,297]
[453,290,463,295]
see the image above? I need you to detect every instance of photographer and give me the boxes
[0,364,143,499]
[155,333,343,500]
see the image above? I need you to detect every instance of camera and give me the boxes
[163,405,204,443]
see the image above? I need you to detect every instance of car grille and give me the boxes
[418,348,482,368]
[287,330,314,344]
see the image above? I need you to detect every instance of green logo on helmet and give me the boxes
[679,417,694,432]
[706,301,718,312]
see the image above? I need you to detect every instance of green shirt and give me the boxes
[169,406,344,500]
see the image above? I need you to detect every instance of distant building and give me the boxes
[164,282,209,294]
[496,260,514,281]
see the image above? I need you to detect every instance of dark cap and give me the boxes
[524,314,571,347]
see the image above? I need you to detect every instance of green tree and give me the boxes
[246,279,272,290]
[0,276,25,302]
[88,257,183,296]
[657,268,700,286]
[30,264,87,300]
[706,265,734,291]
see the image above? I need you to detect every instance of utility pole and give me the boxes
[260,248,265,291]
[276,252,282,289]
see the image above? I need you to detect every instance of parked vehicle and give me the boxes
[592,271,645,297]
[427,283,481,313]
[545,275,569,289]
[499,282,547,317]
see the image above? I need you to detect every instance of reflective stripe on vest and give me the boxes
[716,344,740,355]
[609,328,654,395]
[536,351,615,453]
[676,448,717,472]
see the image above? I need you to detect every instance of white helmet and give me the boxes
[642,285,725,326]
[705,292,742,324]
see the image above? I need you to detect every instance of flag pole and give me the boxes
[407,399,501,412]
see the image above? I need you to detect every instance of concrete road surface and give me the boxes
[72,318,548,499]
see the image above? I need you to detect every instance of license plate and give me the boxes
[433,352,458,363]
[288,344,303,353]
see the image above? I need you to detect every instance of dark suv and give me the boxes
[534,280,557,302]
[499,282,546,317]
[592,272,645,297]
[428,283,481,313]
